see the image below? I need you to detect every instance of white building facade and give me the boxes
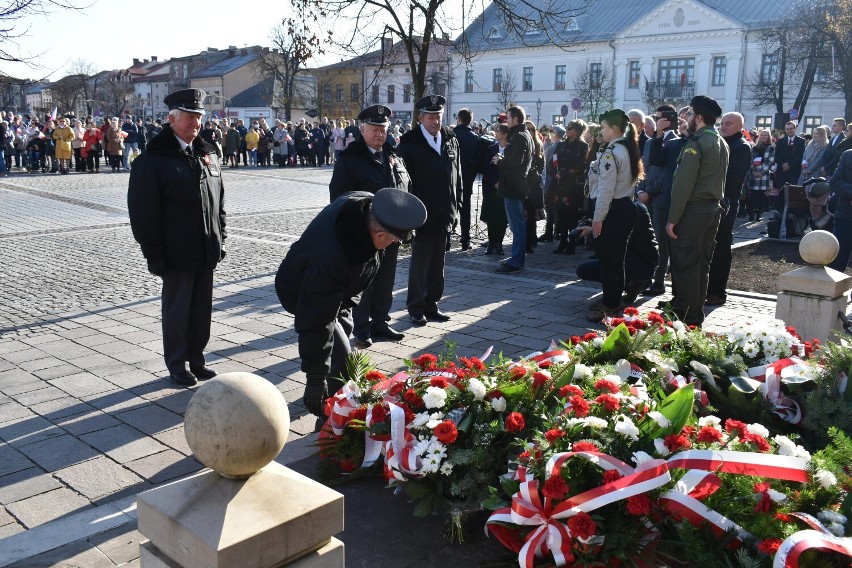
[450,0,845,132]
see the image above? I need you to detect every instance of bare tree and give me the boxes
[0,0,87,68]
[288,0,593,118]
[64,59,102,116]
[571,60,614,122]
[493,68,517,114]
[253,19,322,121]
[49,75,81,116]
[99,74,134,119]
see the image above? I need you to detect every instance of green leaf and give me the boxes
[597,323,632,362]
[412,496,436,517]
[457,413,474,435]
[644,384,694,438]
[499,382,528,399]
[552,364,575,388]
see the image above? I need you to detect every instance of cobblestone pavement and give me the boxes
[0,165,779,567]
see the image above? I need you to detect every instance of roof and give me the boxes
[458,0,796,51]
[318,37,450,70]
[228,77,274,108]
[191,52,260,79]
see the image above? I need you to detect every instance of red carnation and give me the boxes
[545,428,565,443]
[743,432,771,452]
[757,538,782,555]
[724,419,748,437]
[567,512,597,540]
[538,360,552,369]
[626,494,653,516]
[647,311,665,324]
[696,426,723,443]
[388,382,405,397]
[413,353,437,369]
[505,411,526,432]
[602,469,622,484]
[339,458,357,472]
[680,425,697,437]
[350,407,368,422]
[543,475,570,500]
[433,420,459,444]
[569,395,590,417]
[775,513,793,523]
[510,366,527,380]
[486,389,504,400]
[365,369,387,382]
[594,379,620,394]
[404,388,424,408]
[370,403,388,424]
[664,434,691,452]
[430,376,449,388]
[559,384,584,398]
[595,394,620,412]
[623,306,640,316]
[572,441,598,453]
[398,403,416,424]
[570,335,582,345]
[609,317,625,327]
[582,332,598,342]
[532,371,550,388]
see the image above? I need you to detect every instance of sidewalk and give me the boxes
[0,168,779,567]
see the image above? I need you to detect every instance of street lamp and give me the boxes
[536,98,542,126]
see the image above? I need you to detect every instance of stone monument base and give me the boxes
[137,461,344,568]
[775,265,852,343]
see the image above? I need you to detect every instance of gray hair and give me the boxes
[627,109,645,122]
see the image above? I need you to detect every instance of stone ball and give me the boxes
[184,372,290,479]
[799,230,839,266]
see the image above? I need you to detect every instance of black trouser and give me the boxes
[353,242,399,339]
[747,190,765,219]
[576,251,654,286]
[593,198,636,308]
[407,229,447,316]
[85,153,100,171]
[707,198,738,300]
[459,174,475,246]
[109,154,122,170]
[161,268,214,374]
[74,148,84,171]
[525,200,538,247]
[650,205,669,287]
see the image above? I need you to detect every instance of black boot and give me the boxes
[485,243,494,255]
[553,237,567,254]
[538,225,554,243]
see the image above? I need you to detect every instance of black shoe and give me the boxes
[553,243,566,254]
[371,323,405,341]
[496,246,504,255]
[485,244,494,255]
[461,243,472,251]
[169,370,198,386]
[353,335,372,349]
[425,310,451,322]
[642,284,665,296]
[495,263,522,274]
[189,367,217,380]
[537,233,553,243]
[526,246,534,253]
[409,313,428,326]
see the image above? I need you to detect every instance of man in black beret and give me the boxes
[276,188,426,417]
[664,94,729,326]
[329,104,411,348]
[397,94,462,326]
[128,88,226,386]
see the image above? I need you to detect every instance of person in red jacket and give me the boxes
[81,120,103,173]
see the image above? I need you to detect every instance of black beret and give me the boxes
[372,188,427,239]
[598,108,628,126]
[358,104,392,126]
[163,89,206,115]
[690,95,722,119]
[415,94,446,114]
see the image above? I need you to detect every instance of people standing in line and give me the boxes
[121,116,139,170]
[328,104,412,348]
[829,148,852,272]
[223,122,240,168]
[272,120,292,167]
[275,188,426,418]
[52,116,74,174]
[128,89,226,387]
[706,112,753,306]
[82,120,103,173]
[480,124,508,255]
[552,119,589,254]
[235,119,248,166]
[136,118,148,153]
[245,125,259,167]
[744,129,775,221]
[453,108,486,252]
[585,109,643,321]
[106,118,125,172]
[492,106,533,274]
[331,119,346,161]
[665,95,729,327]
[397,94,461,325]
[71,119,85,172]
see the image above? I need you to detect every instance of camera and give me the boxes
[564,217,593,254]
[658,110,678,131]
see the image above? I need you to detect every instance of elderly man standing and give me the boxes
[397,94,461,326]
[665,95,729,326]
[128,89,226,387]
[706,111,753,306]
[329,104,411,348]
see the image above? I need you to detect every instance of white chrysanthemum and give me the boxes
[426,417,443,429]
[614,416,639,441]
[426,438,447,458]
[564,417,585,428]
[653,438,669,456]
[747,423,770,438]
[468,378,487,401]
[440,462,454,476]
[698,416,722,428]
[421,455,441,474]
[632,451,653,466]
[583,416,608,429]
[491,396,507,412]
[422,386,447,409]
[592,337,604,347]
[412,412,430,429]
[767,489,787,503]
[648,411,671,428]
[773,434,797,456]
[743,342,760,358]
[795,445,811,460]
[413,437,431,456]
[815,469,838,489]
[573,363,593,381]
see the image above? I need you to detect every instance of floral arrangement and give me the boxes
[317,311,852,565]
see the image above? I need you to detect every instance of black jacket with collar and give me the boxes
[497,124,533,200]
[328,137,410,201]
[723,131,752,201]
[275,193,382,378]
[127,123,225,275]
[397,125,461,233]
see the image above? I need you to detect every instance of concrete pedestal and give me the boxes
[775,265,852,342]
[137,461,344,568]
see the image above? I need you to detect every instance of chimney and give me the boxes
[152,56,157,61]
[207,47,217,52]
[240,48,247,56]
[133,58,140,65]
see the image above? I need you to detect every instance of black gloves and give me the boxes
[303,378,329,417]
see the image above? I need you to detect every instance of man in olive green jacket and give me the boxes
[666,95,729,326]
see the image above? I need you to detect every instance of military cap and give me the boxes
[163,88,207,115]
[598,108,629,127]
[372,188,427,240]
[690,95,722,120]
[415,94,446,114]
[358,104,392,126]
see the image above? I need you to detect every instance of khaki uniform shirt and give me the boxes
[668,126,730,224]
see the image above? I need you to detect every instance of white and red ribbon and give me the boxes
[773,529,852,568]
[746,358,807,424]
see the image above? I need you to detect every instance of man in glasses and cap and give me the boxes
[276,188,427,418]
[128,88,226,387]
[329,104,411,349]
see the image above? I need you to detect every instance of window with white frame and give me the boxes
[803,116,822,134]
[492,68,503,92]
[628,61,640,89]
[712,56,726,86]
[523,67,533,91]
[555,65,566,90]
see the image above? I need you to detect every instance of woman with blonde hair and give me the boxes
[799,125,829,184]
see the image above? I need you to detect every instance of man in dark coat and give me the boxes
[494,105,533,273]
[397,94,462,325]
[453,108,486,251]
[128,89,226,387]
[275,189,426,416]
[772,121,806,192]
[706,112,753,305]
[329,104,411,348]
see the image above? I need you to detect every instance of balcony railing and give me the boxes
[645,80,695,101]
